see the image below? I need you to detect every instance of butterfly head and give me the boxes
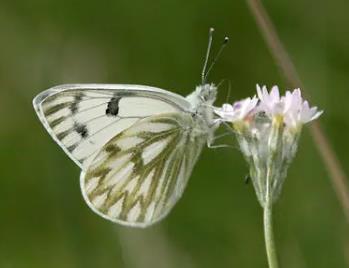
[196,83,217,105]
[185,83,217,109]
[185,83,217,128]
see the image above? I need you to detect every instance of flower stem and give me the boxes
[263,193,279,268]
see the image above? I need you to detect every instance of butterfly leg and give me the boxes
[207,143,235,149]
[207,134,236,149]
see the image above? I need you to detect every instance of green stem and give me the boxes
[263,186,279,268]
[262,117,281,268]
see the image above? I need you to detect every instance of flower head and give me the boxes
[214,96,258,123]
[215,85,323,206]
[282,89,322,129]
[256,85,323,129]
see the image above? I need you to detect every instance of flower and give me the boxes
[216,85,323,129]
[215,85,323,206]
[282,89,322,129]
[214,96,258,122]
[215,85,323,268]
[299,100,323,123]
[256,85,323,129]
[256,85,284,116]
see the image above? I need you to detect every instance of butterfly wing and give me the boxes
[33,84,191,169]
[80,112,207,227]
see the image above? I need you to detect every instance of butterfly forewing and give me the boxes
[80,113,207,227]
[33,84,190,169]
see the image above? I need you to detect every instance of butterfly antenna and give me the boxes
[201,27,215,85]
[204,36,229,83]
[225,80,232,103]
[216,79,232,103]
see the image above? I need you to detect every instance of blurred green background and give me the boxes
[1,0,349,267]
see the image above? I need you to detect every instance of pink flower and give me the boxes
[256,85,284,115]
[299,100,323,123]
[214,96,258,122]
[256,85,322,128]
[282,89,322,128]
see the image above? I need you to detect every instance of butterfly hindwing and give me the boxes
[80,112,207,227]
[33,84,190,169]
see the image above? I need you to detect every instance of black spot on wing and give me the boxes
[75,123,88,138]
[106,97,121,116]
[70,93,83,114]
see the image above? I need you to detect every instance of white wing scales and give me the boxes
[33,83,215,227]
[80,113,207,227]
[33,84,189,169]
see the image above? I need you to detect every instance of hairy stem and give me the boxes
[264,167,279,268]
[264,200,279,268]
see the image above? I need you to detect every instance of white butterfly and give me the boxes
[33,28,228,227]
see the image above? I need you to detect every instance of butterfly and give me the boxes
[33,28,228,227]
